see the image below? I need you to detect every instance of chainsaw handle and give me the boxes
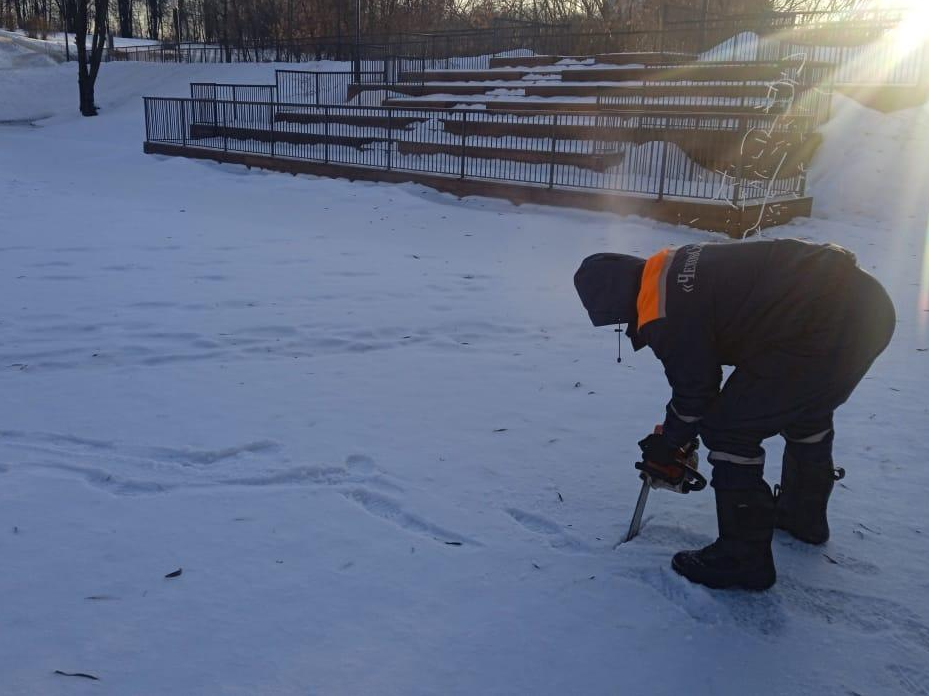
[682,466,707,493]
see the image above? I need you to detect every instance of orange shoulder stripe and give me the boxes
[637,249,671,330]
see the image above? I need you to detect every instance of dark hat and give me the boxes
[573,252,647,350]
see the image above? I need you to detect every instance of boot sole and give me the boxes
[671,556,776,591]
[776,522,829,545]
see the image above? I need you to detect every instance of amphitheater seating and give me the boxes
[148,52,830,234]
[343,59,826,118]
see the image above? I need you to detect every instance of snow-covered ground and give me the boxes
[2,48,929,696]
[0,32,59,70]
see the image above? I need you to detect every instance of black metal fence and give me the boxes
[274,70,388,105]
[110,8,924,88]
[144,96,811,205]
[190,83,276,103]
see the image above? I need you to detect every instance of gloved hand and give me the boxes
[635,428,704,493]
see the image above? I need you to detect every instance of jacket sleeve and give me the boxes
[643,319,721,447]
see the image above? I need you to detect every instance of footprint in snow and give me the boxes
[342,488,479,547]
[504,508,590,552]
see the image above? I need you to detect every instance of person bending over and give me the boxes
[574,239,894,590]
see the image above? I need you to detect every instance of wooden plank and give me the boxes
[382,98,597,112]
[525,83,783,99]
[383,97,787,115]
[275,111,427,128]
[594,52,697,65]
[188,124,382,147]
[410,69,535,82]
[395,140,624,171]
[488,52,697,68]
[350,83,493,97]
[562,64,793,83]
[488,55,568,68]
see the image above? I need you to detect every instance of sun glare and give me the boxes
[891,2,929,55]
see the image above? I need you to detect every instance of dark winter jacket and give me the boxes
[634,240,860,446]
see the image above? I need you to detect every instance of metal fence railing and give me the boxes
[274,70,388,105]
[112,8,924,89]
[190,83,276,103]
[189,84,277,124]
[144,96,813,205]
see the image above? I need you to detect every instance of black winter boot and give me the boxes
[775,451,845,545]
[672,484,776,591]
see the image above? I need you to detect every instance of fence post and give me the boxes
[324,106,330,164]
[270,100,276,157]
[657,116,669,201]
[386,109,393,171]
[733,116,745,208]
[315,72,320,106]
[211,90,217,130]
[459,111,467,179]
[222,100,228,152]
[232,85,238,122]
[799,138,808,199]
[548,114,557,189]
[181,99,187,148]
[143,98,150,142]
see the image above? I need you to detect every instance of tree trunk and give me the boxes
[146,0,161,39]
[116,0,130,37]
[78,65,95,115]
[73,0,107,116]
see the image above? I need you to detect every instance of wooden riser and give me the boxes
[189,124,381,148]
[525,83,789,99]
[488,52,697,68]
[488,55,576,68]
[594,52,698,65]
[406,69,538,82]
[396,140,625,171]
[382,98,597,112]
[276,111,427,128]
[353,81,795,101]
[563,64,797,83]
[383,97,787,115]
[404,63,812,85]
[438,119,792,141]
[348,83,492,100]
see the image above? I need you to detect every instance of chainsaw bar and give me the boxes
[620,465,707,545]
[621,475,651,544]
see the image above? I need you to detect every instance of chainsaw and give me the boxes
[621,426,706,545]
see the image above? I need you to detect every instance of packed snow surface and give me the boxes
[1,52,929,696]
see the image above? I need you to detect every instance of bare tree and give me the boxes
[73,0,107,116]
[146,0,163,38]
[116,0,131,35]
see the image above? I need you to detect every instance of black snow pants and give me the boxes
[699,268,896,489]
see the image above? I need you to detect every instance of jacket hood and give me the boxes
[573,252,647,349]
